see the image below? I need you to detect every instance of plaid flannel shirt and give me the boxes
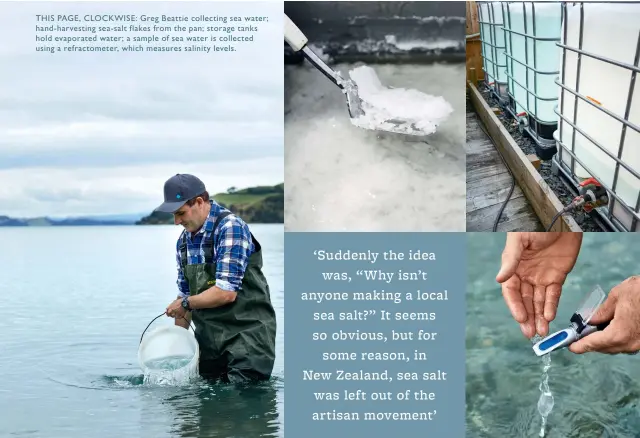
[176,200,254,296]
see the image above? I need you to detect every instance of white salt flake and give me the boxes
[347,65,454,136]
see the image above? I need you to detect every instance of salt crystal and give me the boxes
[347,65,454,136]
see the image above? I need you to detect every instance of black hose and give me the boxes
[474,111,516,232]
[546,197,585,231]
[139,312,195,344]
[546,211,563,232]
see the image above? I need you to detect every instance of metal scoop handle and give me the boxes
[284,14,346,88]
[284,13,307,52]
[139,312,195,345]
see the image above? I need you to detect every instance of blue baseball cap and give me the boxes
[154,174,206,213]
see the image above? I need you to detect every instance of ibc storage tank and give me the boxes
[503,1,562,160]
[478,1,508,102]
[553,2,640,232]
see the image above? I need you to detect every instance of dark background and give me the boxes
[284,1,466,64]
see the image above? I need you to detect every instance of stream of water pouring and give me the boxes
[531,335,555,437]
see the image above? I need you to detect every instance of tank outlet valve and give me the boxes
[516,112,528,134]
[578,177,609,213]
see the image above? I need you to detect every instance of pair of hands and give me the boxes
[496,232,640,354]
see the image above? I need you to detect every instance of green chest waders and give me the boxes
[179,212,277,383]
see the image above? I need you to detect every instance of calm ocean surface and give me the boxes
[0,224,284,438]
[466,233,640,438]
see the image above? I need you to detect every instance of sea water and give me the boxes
[347,65,453,136]
[531,335,555,437]
[144,355,193,371]
[142,354,196,386]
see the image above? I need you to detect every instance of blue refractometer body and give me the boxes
[532,285,609,356]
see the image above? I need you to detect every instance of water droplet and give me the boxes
[537,391,554,417]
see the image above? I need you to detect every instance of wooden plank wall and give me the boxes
[467,81,583,232]
[466,1,484,85]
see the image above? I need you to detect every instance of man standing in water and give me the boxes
[155,173,277,383]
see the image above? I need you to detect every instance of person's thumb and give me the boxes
[569,330,609,354]
[496,234,524,283]
[570,289,619,354]
[588,289,618,325]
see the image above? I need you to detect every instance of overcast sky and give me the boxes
[0,1,283,218]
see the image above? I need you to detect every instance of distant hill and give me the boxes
[0,183,284,228]
[0,215,136,227]
[136,183,284,225]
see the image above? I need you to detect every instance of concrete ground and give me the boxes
[284,61,466,231]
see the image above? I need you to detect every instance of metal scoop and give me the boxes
[284,14,423,135]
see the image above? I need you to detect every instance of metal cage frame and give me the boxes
[501,1,561,158]
[552,1,640,232]
[478,1,509,104]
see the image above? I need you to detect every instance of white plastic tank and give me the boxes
[504,2,562,124]
[556,3,640,228]
[479,1,507,95]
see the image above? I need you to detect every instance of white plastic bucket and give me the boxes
[138,325,199,376]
